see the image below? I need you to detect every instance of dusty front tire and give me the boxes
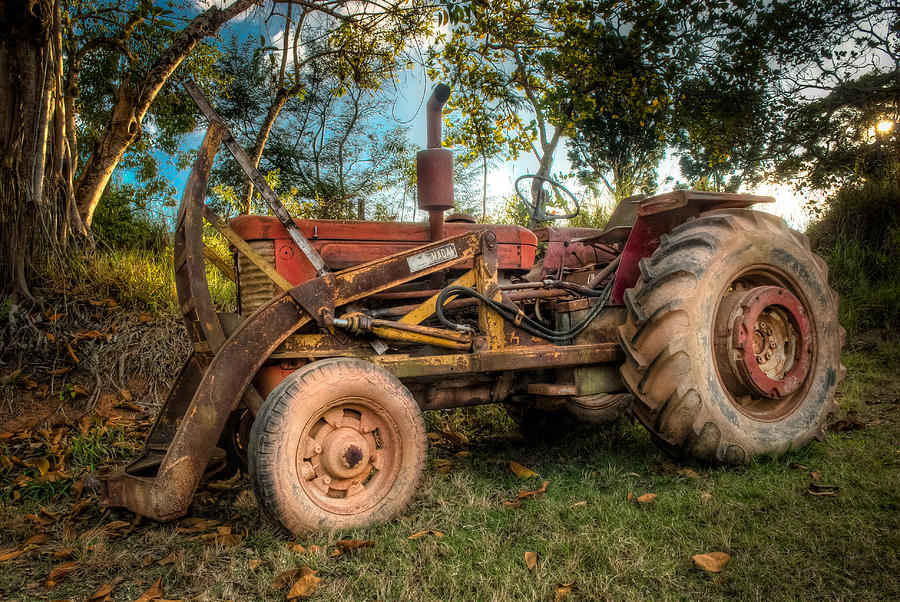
[248,358,427,534]
[618,209,845,464]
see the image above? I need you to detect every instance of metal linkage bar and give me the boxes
[182,79,330,277]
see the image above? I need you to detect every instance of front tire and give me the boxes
[618,209,845,464]
[248,358,427,533]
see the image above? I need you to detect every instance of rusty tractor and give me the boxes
[99,83,845,534]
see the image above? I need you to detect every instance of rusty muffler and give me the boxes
[417,84,454,241]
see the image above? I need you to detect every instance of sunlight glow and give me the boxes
[876,120,894,133]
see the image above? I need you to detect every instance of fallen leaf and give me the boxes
[807,483,840,497]
[789,462,809,470]
[87,582,115,601]
[138,311,154,324]
[433,458,453,473]
[678,468,700,479]
[53,548,76,559]
[525,551,537,571]
[692,552,730,572]
[335,539,375,552]
[624,472,641,477]
[158,551,176,565]
[409,530,444,540]
[208,473,241,492]
[142,555,155,567]
[554,582,575,601]
[627,492,633,501]
[23,533,47,547]
[454,451,471,458]
[509,461,539,478]
[516,480,549,500]
[66,343,80,364]
[175,518,218,533]
[272,568,302,590]
[435,429,468,445]
[46,560,79,587]
[34,457,50,475]
[48,313,65,322]
[810,470,822,481]
[0,548,23,562]
[248,558,260,571]
[653,459,677,474]
[217,533,243,546]
[503,501,522,509]
[287,566,320,599]
[134,577,163,602]
[100,520,132,536]
[636,493,658,504]
[569,501,587,508]
[307,544,323,554]
[700,491,713,501]
[288,542,305,554]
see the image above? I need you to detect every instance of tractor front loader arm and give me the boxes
[101,206,485,521]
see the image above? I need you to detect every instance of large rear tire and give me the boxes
[248,358,426,533]
[618,209,845,464]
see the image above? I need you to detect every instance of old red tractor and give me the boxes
[99,83,844,534]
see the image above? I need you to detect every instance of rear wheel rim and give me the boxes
[714,268,817,421]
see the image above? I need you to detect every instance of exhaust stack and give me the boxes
[417,84,454,241]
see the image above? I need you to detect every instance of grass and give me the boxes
[1,340,897,601]
[61,230,236,315]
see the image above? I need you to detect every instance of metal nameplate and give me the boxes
[407,243,458,272]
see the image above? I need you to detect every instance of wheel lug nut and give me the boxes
[323,476,331,485]
[769,341,777,349]
[314,445,322,454]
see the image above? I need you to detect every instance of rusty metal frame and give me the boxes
[101,95,623,524]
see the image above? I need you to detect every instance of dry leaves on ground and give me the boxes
[435,429,469,445]
[524,551,537,571]
[554,582,575,601]
[46,560,79,587]
[134,577,164,602]
[409,530,444,540]
[331,539,375,557]
[287,567,321,599]
[692,552,731,572]
[509,461,539,478]
[516,480,549,500]
[636,493,658,504]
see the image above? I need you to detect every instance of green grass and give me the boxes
[62,231,236,314]
[1,341,897,601]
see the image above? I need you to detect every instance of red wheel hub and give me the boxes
[729,285,813,398]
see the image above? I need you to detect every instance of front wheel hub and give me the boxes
[725,285,813,398]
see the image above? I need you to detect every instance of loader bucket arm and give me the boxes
[99,120,485,519]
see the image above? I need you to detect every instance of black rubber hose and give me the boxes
[434,279,613,343]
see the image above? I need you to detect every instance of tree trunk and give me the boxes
[241,87,290,214]
[74,0,257,227]
[0,0,61,298]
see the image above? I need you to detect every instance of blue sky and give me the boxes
[135,0,815,229]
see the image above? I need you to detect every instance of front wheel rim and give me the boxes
[295,397,401,515]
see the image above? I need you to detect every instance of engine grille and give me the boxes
[238,239,277,315]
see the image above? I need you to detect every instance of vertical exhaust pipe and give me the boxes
[417,84,454,241]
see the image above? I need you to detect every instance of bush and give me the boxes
[91,184,169,252]
[808,173,900,333]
